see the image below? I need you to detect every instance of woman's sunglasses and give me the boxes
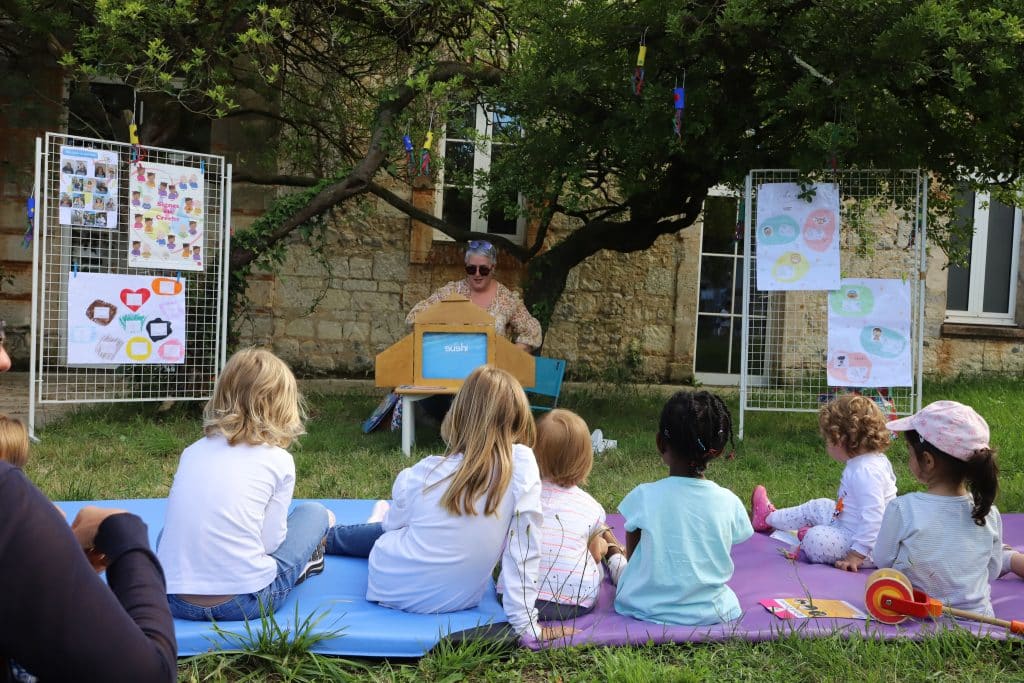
[465,265,492,276]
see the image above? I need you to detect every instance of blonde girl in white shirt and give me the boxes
[498,408,625,621]
[158,348,333,621]
[751,394,897,571]
[325,366,570,641]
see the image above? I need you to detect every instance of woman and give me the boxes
[406,240,542,352]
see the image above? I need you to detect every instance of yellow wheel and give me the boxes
[865,568,913,624]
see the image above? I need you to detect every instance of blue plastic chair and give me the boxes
[528,357,566,412]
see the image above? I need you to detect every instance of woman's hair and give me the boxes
[818,394,891,455]
[0,415,29,468]
[439,365,536,516]
[659,391,734,477]
[464,240,497,265]
[905,429,998,526]
[203,348,306,448]
[534,409,593,487]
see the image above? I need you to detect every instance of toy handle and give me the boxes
[944,607,1024,634]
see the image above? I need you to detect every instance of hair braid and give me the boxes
[660,390,735,477]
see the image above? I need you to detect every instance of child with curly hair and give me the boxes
[751,394,897,571]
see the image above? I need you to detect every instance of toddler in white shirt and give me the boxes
[751,394,897,571]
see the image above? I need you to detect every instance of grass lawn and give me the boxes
[24,377,1024,681]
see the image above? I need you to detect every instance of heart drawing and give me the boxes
[120,288,151,312]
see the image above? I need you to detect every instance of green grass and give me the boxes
[24,377,1024,682]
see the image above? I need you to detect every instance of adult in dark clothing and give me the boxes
[0,462,176,682]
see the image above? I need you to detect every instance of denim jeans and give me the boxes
[168,501,331,621]
[325,522,385,557]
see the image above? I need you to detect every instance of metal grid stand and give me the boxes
[739,169,926,439]
[29,133,232,438]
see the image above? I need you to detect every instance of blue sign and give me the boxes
[421,332,488,380]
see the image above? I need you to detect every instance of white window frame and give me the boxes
[944,189,1022,326]
[432,104,526,244]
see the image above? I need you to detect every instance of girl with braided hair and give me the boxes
[613,391,753,626]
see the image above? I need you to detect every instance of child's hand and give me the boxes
[540,624,578,641]
[834,550,866,572]
[588,534,609,562]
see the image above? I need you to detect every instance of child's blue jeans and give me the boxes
[325,522,385,557]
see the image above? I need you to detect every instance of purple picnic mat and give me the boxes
[533,513,1024,648]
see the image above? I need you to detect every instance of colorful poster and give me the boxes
[760,598,867,620]
[128,161,205,271]
[827,278,912,387]
[755,182,840,291]
[66,272,187,365]
[58,146,119,230]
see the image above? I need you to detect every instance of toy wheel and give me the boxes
[865,568,913,624]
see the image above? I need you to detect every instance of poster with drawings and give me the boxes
[66,272,187,365]
[755,182,840,291]
[827,278,912,387]
[58,146,119,229]
[128,161,204,271]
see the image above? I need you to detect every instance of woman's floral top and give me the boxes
[406,279,543,351]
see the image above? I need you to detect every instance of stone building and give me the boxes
[2,82,1023,384]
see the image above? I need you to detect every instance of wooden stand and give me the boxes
[375,294,536,455]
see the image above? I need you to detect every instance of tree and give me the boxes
[9,0,1024,329]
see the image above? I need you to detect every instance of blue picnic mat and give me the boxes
[52,498,509,658]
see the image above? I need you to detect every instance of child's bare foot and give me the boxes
[367,500,390,523]
[588,534,609,563]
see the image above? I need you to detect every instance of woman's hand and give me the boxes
[834,549,866,572]
[71,505,128,573]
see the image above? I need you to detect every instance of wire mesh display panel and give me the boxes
[30,133,230,432]
[739,169,926,438]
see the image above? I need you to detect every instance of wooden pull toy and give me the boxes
[865,568,1024,634]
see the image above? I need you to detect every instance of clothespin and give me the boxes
[200,159,205,176]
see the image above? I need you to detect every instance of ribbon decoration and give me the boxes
[419,130,433,177]
[631,31,648,96]
[672,85,686,139]
[402,134,415,176]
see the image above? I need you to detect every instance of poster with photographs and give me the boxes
[58,146,119,230]
[66,272,187,365]
[128,161,205,271]
[755,182,841,291]
[826,278,912,388]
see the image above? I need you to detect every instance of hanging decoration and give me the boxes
[631,30,648,96]
[672,72,686,140]
[23,195,34,248]
[419,130,433,177]
[402,132,415,177]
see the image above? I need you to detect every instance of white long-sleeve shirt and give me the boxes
[368,444,543,638]
[157,434,295,594]
[834,453,897,558]
[873,493,1003,615]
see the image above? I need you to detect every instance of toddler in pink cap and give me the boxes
[874,400,1020,616]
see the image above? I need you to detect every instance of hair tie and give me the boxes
[696,437,706,452]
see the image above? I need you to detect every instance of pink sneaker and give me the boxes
[751,485,776,532]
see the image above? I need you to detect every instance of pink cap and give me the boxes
[886,400,990,461]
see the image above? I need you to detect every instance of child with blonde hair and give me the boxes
[614,391,753,625]
[878,401,1019,613]
[751,394,897,571]
[325,366,567,641]
[0,415,29,469]
[158,348,333,621]
[498,409,626,621]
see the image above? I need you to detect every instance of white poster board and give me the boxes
[826,278,912,387]
[755,182,840,291]
[66,272,187,365]
[129,161,205,270]
[59,146,119,229]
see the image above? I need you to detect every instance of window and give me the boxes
[945,188,1022,325]
[433,104,524,243]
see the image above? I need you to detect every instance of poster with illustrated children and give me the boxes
[58,146,119,230]
[128,161,204,271]
[755,182,840,291]
[66,272,187,365]
[827,278,912,388]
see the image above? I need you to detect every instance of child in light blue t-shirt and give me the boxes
[614,391,753,626]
